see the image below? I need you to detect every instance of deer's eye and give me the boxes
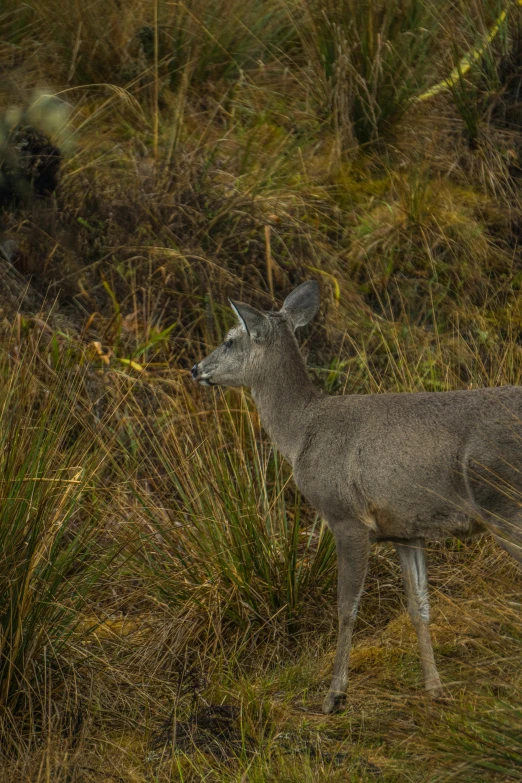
[224,339,233,349]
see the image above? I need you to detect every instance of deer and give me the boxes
[192,280,522,714]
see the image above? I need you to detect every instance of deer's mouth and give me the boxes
[191,363,215,386]
[197,370,215,386]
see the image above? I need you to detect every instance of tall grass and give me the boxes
[162,0,292,88]
[2,0,291,90]
[0,344,117,713]
[132,388,336,635]
[291,0,443,147]
[441,0,522,172]
[446,3,506,150]
[1,0,150,85]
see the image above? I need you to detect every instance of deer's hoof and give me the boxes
[322,691,347,714]
[426,682,445,700]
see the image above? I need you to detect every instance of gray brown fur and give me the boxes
[192,281,522,714]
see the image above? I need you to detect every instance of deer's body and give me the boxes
[294,386,522,540]
[192,282,522,714]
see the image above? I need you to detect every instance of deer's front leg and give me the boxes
[323,528,370,714]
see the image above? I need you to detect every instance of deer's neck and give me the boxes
[250,339,320,466]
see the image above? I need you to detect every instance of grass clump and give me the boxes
[0,344,118,717]
[347,174,506,323]
[292,0,443,147]
[132,390,336,634]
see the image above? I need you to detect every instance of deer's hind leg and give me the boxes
[394,538,443,696]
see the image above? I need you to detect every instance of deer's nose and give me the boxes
[191,364,198,379]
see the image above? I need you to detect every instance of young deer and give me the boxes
[192,281,522,714]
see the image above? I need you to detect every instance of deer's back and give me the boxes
[294,385,522,540]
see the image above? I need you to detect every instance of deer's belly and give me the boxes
[294,464,485,541]
[360,504,486,541]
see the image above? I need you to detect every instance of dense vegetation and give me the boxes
[1,0,522,780]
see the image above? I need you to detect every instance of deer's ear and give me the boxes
[229,300,268,339]
[281,280,320,330]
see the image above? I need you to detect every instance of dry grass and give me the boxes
[1,0,522,780]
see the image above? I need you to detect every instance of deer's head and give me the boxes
[191,280,320,388]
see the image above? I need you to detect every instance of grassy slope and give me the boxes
[1,0,522,780]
